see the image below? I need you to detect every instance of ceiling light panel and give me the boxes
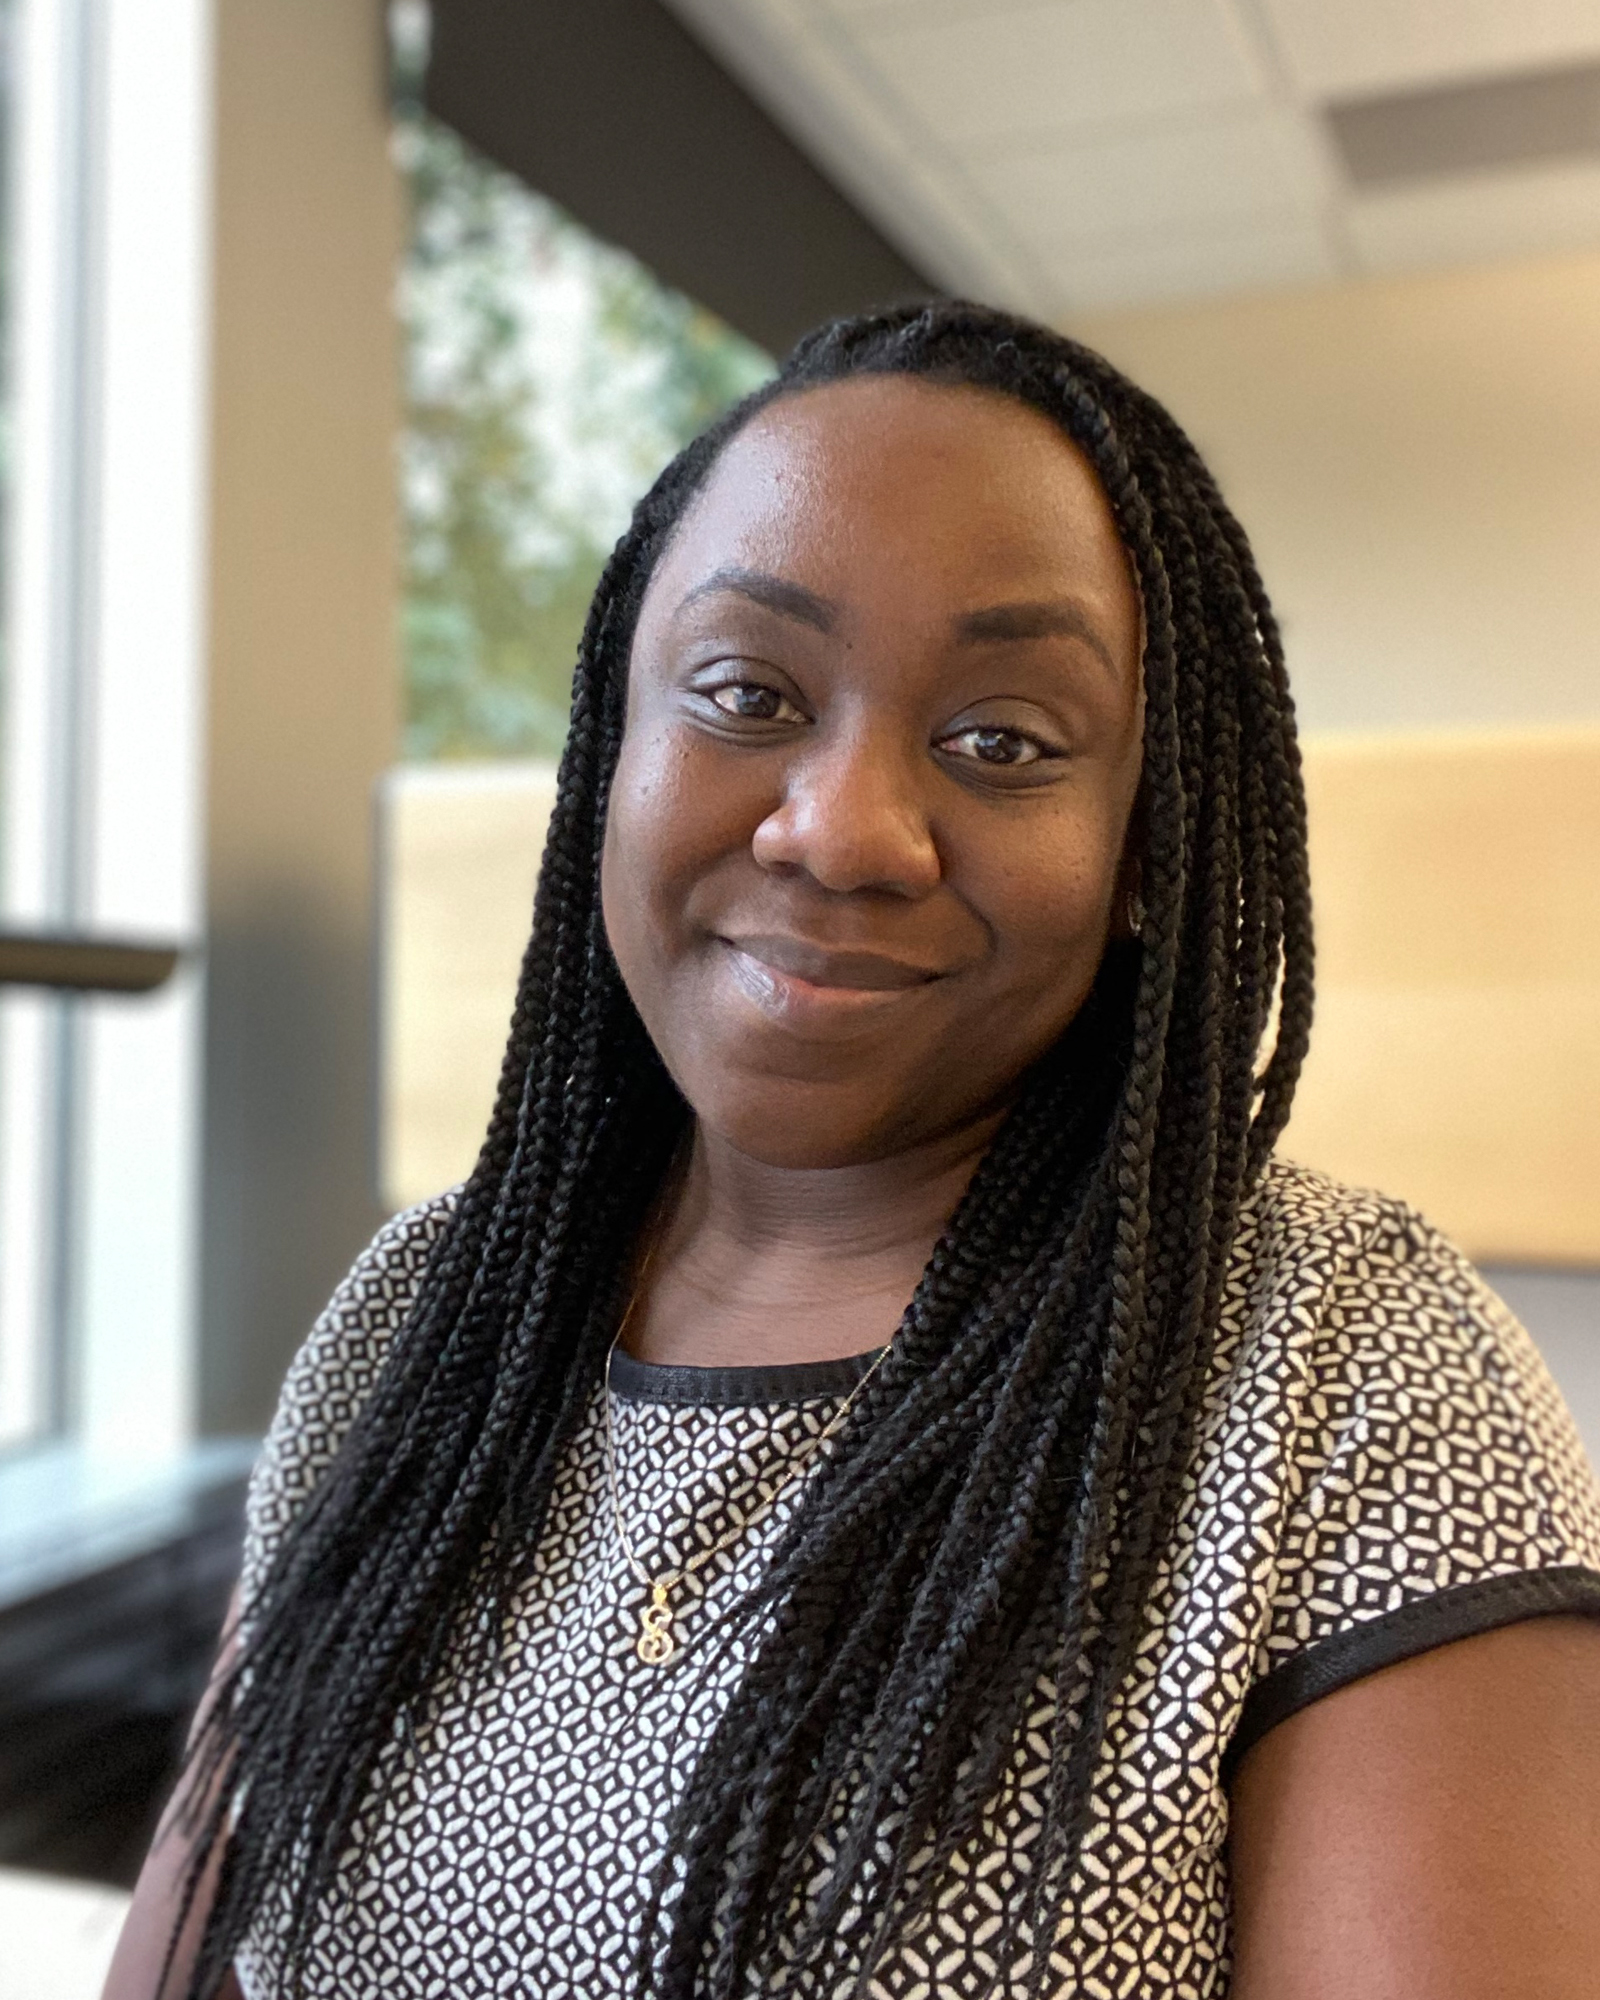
[967,105,1334,250]
[1256,0,1600,99]
[1328,61,1600,189]
[843,0,1270,149]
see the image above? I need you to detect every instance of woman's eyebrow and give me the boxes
[955,599,1115,675]
[676,566,837,634]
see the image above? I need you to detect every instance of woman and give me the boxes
[108,302,1600,2000]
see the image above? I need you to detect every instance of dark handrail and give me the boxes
[0,931,183,994]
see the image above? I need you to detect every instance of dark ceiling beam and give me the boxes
[424,0,940,356]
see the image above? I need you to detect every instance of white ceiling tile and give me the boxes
[1346,159,1600,272]
[1255,0,1600,99]
[966,106,1335,249]
[1048,212,1339,311]
[668,0,1600,319]
[661,0,1049,307]
[846,0,1270,147]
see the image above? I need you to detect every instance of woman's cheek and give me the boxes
[974,814,1118,967]
[605,727,768,993]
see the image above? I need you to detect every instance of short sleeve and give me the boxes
[238,1192,458,1613]
[1230,1197,1600,1768]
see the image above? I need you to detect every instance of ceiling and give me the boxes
[660,0,1600,315]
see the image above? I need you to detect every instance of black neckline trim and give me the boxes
[1225,1563,1600,1784]
[607,1346,884,1407]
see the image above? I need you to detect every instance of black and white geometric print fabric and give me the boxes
[234,1162,1600,2000]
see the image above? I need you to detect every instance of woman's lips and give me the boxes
[717,933,947,1027]
[724,933,943,991]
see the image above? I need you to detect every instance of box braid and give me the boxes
[176,300,1312,2000]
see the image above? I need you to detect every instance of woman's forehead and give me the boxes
[648,375,1140,627]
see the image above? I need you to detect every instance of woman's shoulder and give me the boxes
[1237,1153,1429,1274]
[1228,1154,1529,1357]
[274,1188,460,1430]
[241,1189,460,1596]
[1221,1155,1589,1475]
[1197,1156,1600,1755]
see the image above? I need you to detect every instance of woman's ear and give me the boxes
[1111,858,1144,941]
[1110,789,1147,942]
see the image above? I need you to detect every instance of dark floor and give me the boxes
[0,1479,244,1888]
[0,1705,184,1886]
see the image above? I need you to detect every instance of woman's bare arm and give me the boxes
[1229,1616,1600,2000]
[100,1590,244,2000]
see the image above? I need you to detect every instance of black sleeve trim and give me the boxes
[1225,1563,1600,1784]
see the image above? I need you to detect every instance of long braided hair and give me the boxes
[180,301,1312,1999]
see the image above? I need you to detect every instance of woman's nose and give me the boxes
[750,729,942,897]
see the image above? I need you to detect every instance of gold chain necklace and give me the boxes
[601,1247,891,1668]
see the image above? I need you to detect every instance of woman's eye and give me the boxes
[938,726,1046,767]
[709,683,803,724]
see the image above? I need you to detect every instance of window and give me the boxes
[382,104,769,1209]
[396,112,771,764]
[0,0,210,1461]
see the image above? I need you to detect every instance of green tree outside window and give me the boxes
[398,117,772,763]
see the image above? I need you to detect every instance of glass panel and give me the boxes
[0,0,208,1460]
[382,102,771,1210]
[396,113,771,764]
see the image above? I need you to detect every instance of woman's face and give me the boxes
[601,376,1145,1170]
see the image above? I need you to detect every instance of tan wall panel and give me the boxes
[381,765,555,1212]
[1285,728,1600,1263]
[380,737,1600,1264]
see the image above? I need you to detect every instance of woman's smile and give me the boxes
[717,932,947,1031]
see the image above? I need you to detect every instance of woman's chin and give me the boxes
[691,1085,942,1175]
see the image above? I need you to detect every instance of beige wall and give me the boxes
[201,0,402,1432]
[1072,251,1600,737]
[381,738,1600,1265]
[1289,728,1600,1264]
[380,765,556,1213]
[1072,254,1600,1264]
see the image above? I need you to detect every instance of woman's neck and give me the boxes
[621,1118,1000,1370]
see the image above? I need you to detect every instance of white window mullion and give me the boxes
[0,0,106,1449]
[73,0,211,1463]
[0,0,211,1462]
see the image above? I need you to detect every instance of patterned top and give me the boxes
[235,1161,1600,2000]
